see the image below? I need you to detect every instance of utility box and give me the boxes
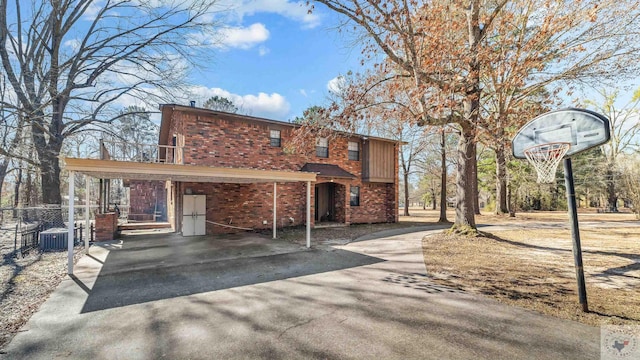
[39,228,69,250]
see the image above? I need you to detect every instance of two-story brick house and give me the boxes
[123,103,399,235]
[65,103,398,241]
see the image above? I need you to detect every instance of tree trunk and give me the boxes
[37,146,63,205]
[462,0,481,226]
[495,144,508,214]
[11,166,21,219]
[606,167,617,212]
[472,142,480,215]
[454,122,476,230]
[439,129,448,222]
[403,171,410,216]
[0,160,7,205]
[31,109,64,206]
[13,166,22,207]
[508,181,515,217]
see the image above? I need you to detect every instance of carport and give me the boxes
[63,157,317,275]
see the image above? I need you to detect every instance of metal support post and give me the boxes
[68,171,75,275]
[85,176,90,254]
[306,181,311,248]
[563,158,589,312]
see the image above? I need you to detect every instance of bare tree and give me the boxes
[329,70,432,217]
[581,87,640,211]
[0,74,30,208]
[0,0,221,205]
[619,154,640,218]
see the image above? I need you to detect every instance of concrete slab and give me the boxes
[1,226,600,359]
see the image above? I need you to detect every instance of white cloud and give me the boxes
[218,23,270,49]
[64,39,81,51]
[227,0,320,29]
[187,86,290,118]
[327,76,346,95]
[299,89,308,97]
[82,1,103,20]
[258,45,270,56]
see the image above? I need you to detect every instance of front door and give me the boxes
[315,183,335,222]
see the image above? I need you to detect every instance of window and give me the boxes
[270,129,281,147]
[348,141,359,160]
[350,186,360,206]
[316,137,329,158]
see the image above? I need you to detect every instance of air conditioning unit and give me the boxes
[39,228,69,250]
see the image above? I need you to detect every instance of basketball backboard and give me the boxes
[512,108,610,159]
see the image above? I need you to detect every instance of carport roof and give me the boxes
[64,158,317,183]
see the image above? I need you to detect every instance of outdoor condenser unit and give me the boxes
[39,228,69,250]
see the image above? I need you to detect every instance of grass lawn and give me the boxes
[416,208,640,326]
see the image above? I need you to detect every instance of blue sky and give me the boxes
[13,0,637,124]
[183,1,361,121]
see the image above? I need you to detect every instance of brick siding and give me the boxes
[140,108,399,234]
[128,180,166,221]
[95,212,118,241]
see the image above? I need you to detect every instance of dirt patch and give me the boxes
[0,227,83,350]
[422,226,640,326]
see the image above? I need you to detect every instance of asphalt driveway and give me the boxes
[1,227,600,359]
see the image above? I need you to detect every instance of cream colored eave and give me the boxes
[63,158,317,183]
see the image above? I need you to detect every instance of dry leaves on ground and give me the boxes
[422,228,640,326]
[0,236,83,349]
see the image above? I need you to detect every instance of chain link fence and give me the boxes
[0,205,95,258]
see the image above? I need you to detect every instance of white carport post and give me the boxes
[85,176,90,255]
[273,182,277,239]
[68,171,75,275]
[306,181,311,248]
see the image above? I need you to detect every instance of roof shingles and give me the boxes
[300,163,356,179]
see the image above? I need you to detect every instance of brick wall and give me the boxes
[171,112,363,176]
[181,181,309,234]
[350,182,396,224]
[151,108,399,234]
[128,180,166,221]
[95,212,118,241]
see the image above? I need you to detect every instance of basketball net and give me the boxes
[523,142,571,183]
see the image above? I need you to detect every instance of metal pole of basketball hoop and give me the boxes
[563,158,589,312]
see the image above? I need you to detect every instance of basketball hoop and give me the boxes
[524,142,571,183]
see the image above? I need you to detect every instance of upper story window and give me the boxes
[348,141,359,160]
[316,137,329,158]
[270,129,281,147]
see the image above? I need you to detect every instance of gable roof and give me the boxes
[158,103,400,145]
[300,163,356,179]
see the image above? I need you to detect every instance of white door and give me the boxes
[182,195,206,236]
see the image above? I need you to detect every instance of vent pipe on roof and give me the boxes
[190,100,196,107]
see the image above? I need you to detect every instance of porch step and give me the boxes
[314,222,348,229]
[118,222,172,231]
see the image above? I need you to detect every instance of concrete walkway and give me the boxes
[1,226,600,359]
